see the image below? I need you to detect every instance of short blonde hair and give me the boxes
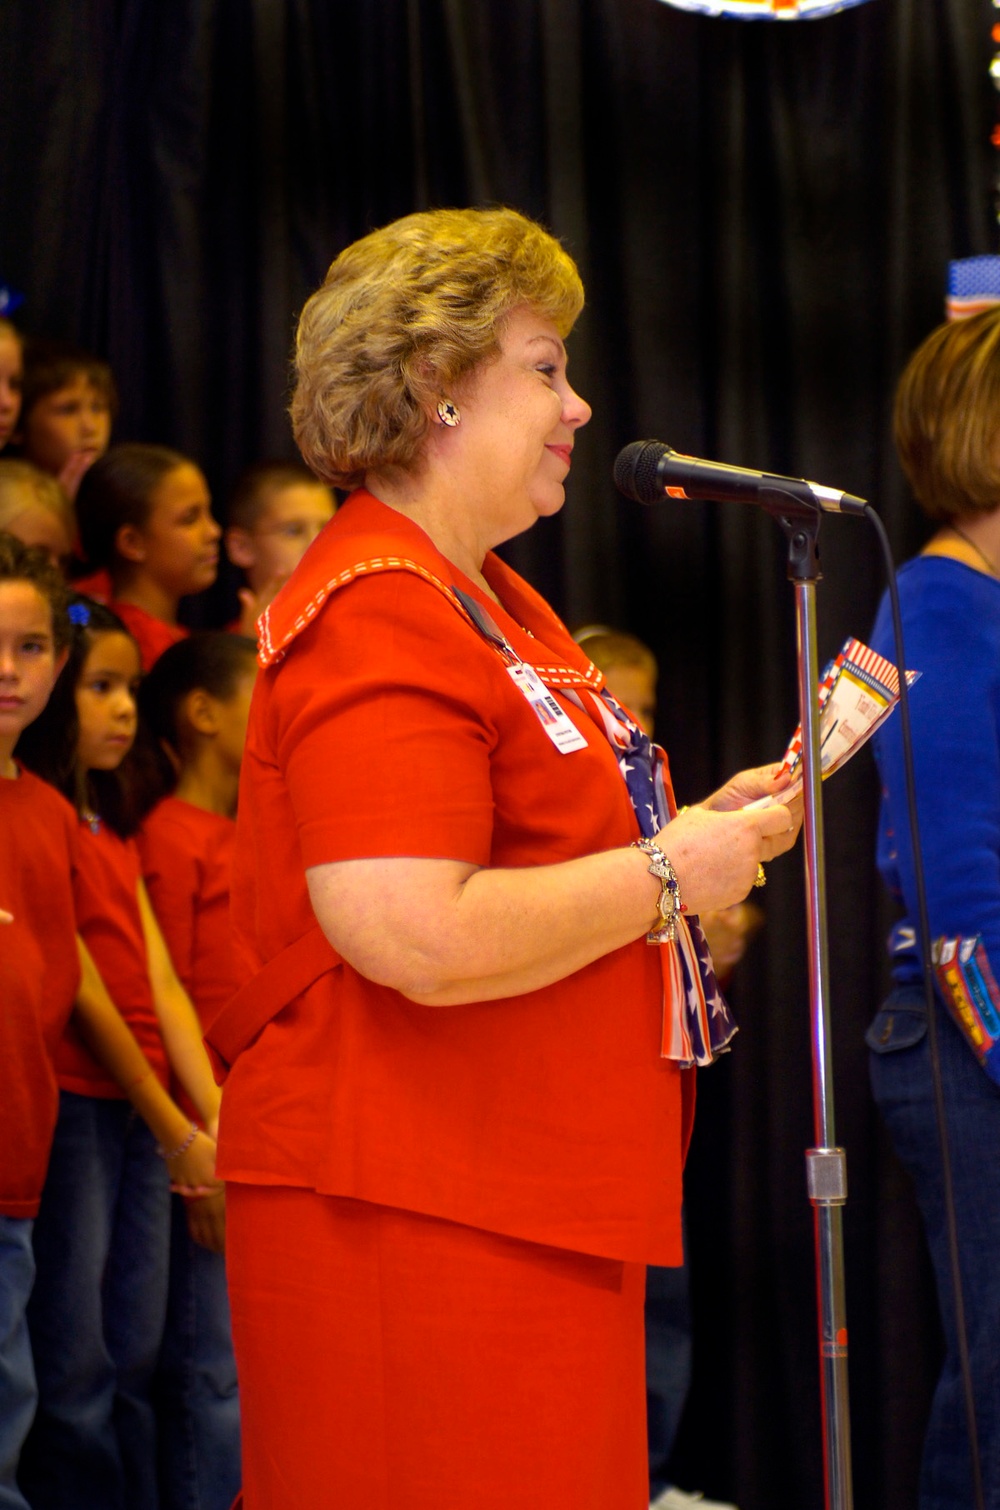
[894,307,1000,521]
[573,625,658,680]
[0,459,73,537]
[291,207,585,489]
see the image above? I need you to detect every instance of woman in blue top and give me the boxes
[869,307,1000,1510]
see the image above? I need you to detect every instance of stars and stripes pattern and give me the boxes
[579,686,738,1068]
[452,585,736,1069]
[947,257,1000,323]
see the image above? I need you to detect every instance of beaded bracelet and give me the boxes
[157,1123,200,1162]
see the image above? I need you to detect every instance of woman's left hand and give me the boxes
[701,762,791,812]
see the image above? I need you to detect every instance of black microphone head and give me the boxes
[613,440,671,504]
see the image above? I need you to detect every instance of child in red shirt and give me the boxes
[74,444,222,669]
[0,532,76,1510]
[15,597,222,1510]
[136,631,257,1510]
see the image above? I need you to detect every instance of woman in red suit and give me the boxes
[216,206,800,1510]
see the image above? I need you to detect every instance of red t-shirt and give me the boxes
[71,567,112,603]
[137,797,236,1117]
[108,600,187,672]
[0,769,81,1216]
[219,491,690,1266]
[55,818,169,1097]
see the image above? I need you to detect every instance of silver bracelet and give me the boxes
[157,1123,200,1162]
[630,838,681,944]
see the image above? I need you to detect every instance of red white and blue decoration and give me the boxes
[654,0,872,18]
[947,256,1000,321]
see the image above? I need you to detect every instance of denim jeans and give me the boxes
[157,1194,241,1510]
[868,986,1000,1510]
[645,1249,692,1499]
[19,1092,170,1510]
[0,1217,36,1510]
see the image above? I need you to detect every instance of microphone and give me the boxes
[613,440,868,517]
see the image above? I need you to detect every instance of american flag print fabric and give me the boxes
[452,586,736,1069]
[947,257,1000,322]
[579,686,738,1068]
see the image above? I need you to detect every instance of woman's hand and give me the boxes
[305,786,801,1008]
[184,1187,226,1255]
[654,798,800,915]
[701,761,790,812]
[167,1129,221,1199]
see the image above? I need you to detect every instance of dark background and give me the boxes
[1,2,993,1505]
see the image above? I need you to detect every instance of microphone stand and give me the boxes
[768,495,854,1510]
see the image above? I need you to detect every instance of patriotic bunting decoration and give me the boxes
[653,0,872,19]
[947,256,1000,322]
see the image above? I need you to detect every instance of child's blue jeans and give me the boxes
[157,1193,241,1510]
[20,1092,170,1510]
[0,1215,36,1510]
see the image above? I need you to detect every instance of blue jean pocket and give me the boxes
[865,1000,927,1054]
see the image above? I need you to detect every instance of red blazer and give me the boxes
[218,490,692,1265]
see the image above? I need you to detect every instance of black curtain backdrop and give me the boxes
[1,2,994,1505]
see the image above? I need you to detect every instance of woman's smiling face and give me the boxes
[451,305,591,546]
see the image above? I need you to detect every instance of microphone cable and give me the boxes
[863,503,985,1510]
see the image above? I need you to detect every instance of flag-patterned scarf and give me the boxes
[572,684,737,1067]
[454,587,737,1068]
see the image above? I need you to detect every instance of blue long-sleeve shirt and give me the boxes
[871,556,1000,989]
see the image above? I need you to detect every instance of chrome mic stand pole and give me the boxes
[780,507,854,1510]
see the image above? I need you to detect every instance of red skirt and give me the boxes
[226,1184,649,1510]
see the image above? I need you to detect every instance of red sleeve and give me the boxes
[269,571,500,869]
[136,806,199,992]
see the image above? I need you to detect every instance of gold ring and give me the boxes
[754,863,767,888]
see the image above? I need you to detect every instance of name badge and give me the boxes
[507,663,588,753]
